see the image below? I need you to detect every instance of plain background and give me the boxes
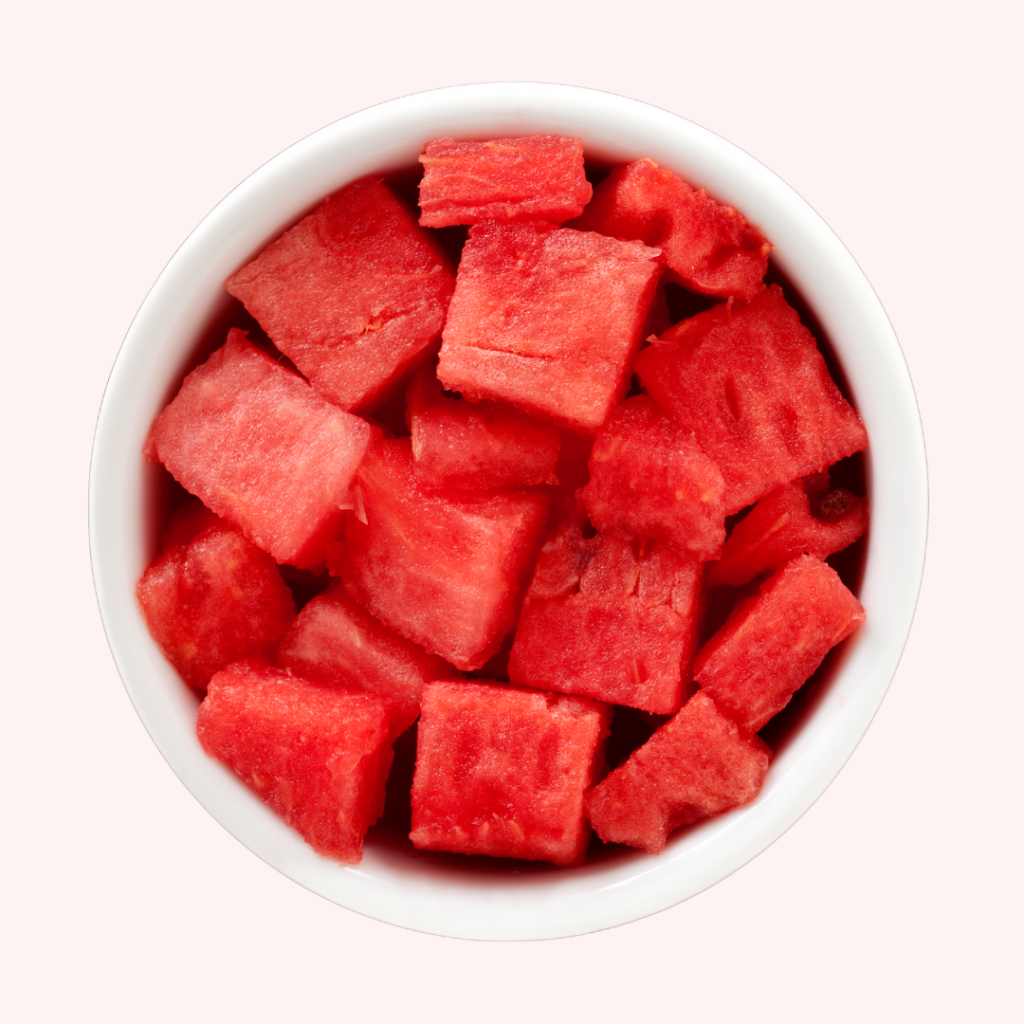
[2,1,1021,1020]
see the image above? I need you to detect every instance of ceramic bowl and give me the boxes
[89,82,927,940]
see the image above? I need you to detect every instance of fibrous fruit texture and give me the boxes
[581,394,727,560]
[137,520,295,690]
[636,285,868,513]
[695,554,866,733]
[197,661,394,863]
[418,135,592,227]
[437,221,661,431]
[274,584,455,740]
[145,329,370,568]
[572,158,771,300]
[226,177,456,412]
[329,439,550,671]
[406,366,560,490]
[509,524,703,714]
[586,691,770,854]
[410,680,609,866]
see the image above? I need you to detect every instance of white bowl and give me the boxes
[89,82,927,941]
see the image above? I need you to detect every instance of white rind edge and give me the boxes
[89,82,928,941]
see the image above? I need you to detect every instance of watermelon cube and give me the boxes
[226,177,456,412]
[410,680,610,865]
[581,394,727,559]
[548,428,595,527]
[586,691,770,854]
[328,439,550,671]
[695,554,866,733]
[571,158,771,301]
[508,525,703,714]
[197,661,394,863]
[417,135,593,227]
[137,521,296,690]
[707,475,868,587]
[273,583,456,739]
[636,285,868,513]
[406,366,560,490]
[437,221,662,431]
[145,329,371,568]
[159,495,225,550]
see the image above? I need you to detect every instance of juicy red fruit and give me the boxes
[329,439,550,671]
[197,662,394,864]
[146,329,371,568]
[418,135,592,227]
[410,680,609,866]
[226,177,456,412]
[438,220,662,431]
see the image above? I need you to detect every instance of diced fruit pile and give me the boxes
[139,135,869,868]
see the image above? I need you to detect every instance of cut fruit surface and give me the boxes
[581,394,727,559]
[406,366,560,490]
[329,439,550,671]
[137,522,296,690]
[695,554,866,733]
[586,691,770,854]
[197,661,393,864]
[636,285,868,513]
[571,158,770,300]
[274,584,455,740]
[417,135,592,227]
[707,475,867,587]
[437,221,661,431]
[226,177,456,412]
[146,329,371,568]
[509,525,703,714]
[410,680,609,866]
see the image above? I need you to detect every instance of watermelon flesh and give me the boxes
[145,329,371,568]
[410,680,609,866]
[328,439,550,671]
[707,474,868,587]
[508,525,703,714]
[437,220,662,431]
[586,691,770,854]
[137,520,296,690]
[406,365,560,490]
[581,394,727,560]
[695,554,866,733]
[273,584,456,740]
[417,135,592,227]
[226,177,456,412]
[636,285,868,514]
[571,157,771,301]
[197,661,394,864]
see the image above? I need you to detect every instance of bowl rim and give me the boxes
[89,81,928,941]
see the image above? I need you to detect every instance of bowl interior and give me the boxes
[89,83,927,940]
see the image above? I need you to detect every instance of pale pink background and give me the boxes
[2,2,1020,1020]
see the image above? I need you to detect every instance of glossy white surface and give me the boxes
[89,82,927,940]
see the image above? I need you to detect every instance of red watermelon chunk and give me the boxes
[273,584,455,740]
[548,428,595,527]
[437,221,662,431]
[410,680,610,866]
[197,661,393,864]
[417,135,592,227]
[159,495,225,550]
[328,439,550,671]
[636,285,868,513]
[508,525,703,714]
[406,366,560,490]
[226,177,456,412]
[586,691,770,854]
[572,158,770,301]
[695,554,866,733]
[146,329,371,568]
[581,394,727,559]
[137,522,296,690]
[708,474,868,587]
